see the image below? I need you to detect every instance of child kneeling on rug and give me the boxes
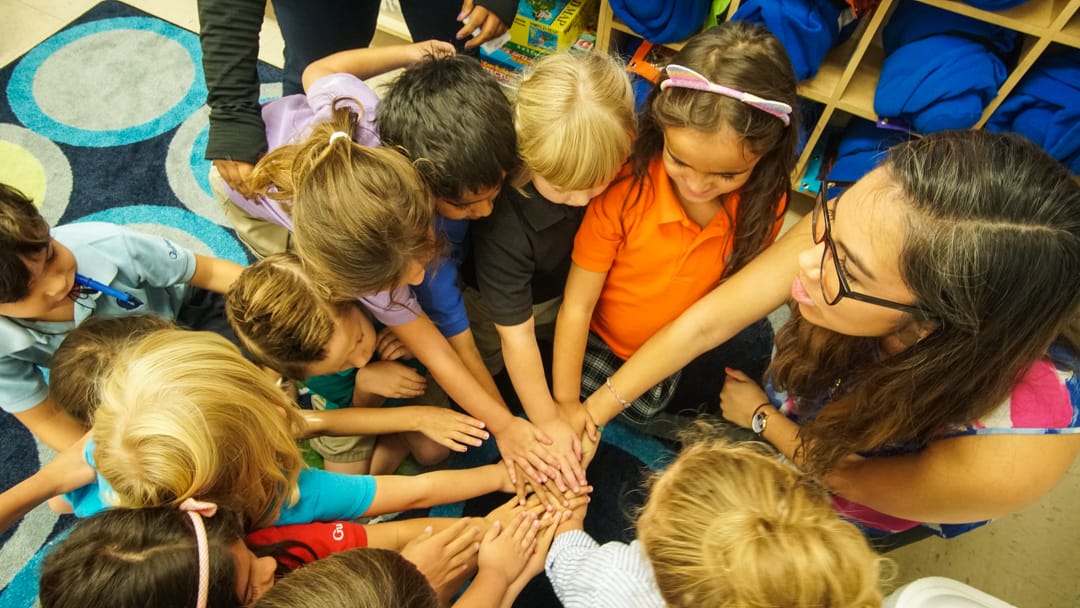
[227,252,489,475]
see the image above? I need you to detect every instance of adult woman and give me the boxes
[579,130,1080,537]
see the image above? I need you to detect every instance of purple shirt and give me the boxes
[222,73,418,327]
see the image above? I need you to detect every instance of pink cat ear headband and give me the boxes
[660,64,793,126]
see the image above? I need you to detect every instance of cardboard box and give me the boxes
[509,0,598,54]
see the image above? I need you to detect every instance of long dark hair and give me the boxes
[613,21,798,278]
[771,131,1080,474]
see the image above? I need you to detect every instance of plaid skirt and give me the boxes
[580,332,681,424]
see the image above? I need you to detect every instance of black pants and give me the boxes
[176,287,242,348]
[269,0,474,96]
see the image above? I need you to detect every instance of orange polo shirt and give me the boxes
[572,157,784,360]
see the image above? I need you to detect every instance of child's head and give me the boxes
[254,548,439,608]
[378,55,518,220]
[49,315,175,424]
[255,109,436,299]
[637,437,885,607]
[0,182,78,319]
[514,52,636,206]
[92,329,305,527]
[637,21,799,275]
[227,252,377,380]
[39,506,276,608]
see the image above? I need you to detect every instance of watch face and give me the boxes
[751,411,767,434]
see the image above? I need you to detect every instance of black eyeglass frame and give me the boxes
[813,180,928,316]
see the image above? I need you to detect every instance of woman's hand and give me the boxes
[456,0,509,49]
[355,360,427,399]
[719,368,771,428]
[413,407,489,452]
[375,327,414,361]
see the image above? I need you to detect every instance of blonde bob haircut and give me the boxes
[513,52,635,190]
[92,329,305,529]
[637,432,888,608]
[227,251,355,381]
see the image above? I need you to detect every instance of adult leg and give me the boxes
[400,0,476,53]
[270,0,381,95]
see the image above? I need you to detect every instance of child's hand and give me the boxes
[484,496,547,530]
[490,417,558,489]
[401,518,482,603]
[533,414,587,494]
[413,407,489,452]
[516,510,567,583]
[375,327,413,361]
[561,399,601,444]
[410,40,456,64]
[477,512,540,586]
[355,360,426,399]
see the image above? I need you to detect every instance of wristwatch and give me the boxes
[751,404,771,435]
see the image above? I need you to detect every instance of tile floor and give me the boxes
[4,0,1079,605]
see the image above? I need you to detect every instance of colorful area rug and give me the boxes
[0,3,672,606]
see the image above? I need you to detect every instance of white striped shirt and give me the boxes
[545,530,665,608]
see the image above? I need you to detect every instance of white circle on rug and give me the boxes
[8,17,206,147]
[0,123,73,225]
[167,82,285,227]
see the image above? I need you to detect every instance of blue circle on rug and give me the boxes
[73,205,248,265]
[8,17,206,147]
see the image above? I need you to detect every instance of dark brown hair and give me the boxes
[771,130,1080,474]
[0,182,51,303]
[617,21,798,278]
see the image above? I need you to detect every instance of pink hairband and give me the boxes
[660,64,792,126]
[179,498,219,608]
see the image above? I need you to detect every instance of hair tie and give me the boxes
[180,498,218,608]
[328,131,351,144]
[660,64,792,126]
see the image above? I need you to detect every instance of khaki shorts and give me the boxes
[208,165,293,259]
[307,393,378,463]
[463,285,560,375]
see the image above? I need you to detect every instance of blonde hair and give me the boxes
[637,434,887,607]
[92,330,305,528]
[254,548,438,608]
[226,251,354,380]
[267,109,438,299]
[49,315,175,424]
[513,52,635,190]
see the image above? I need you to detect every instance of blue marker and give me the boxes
[74,273,144,310]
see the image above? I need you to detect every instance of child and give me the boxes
[374,55,522,439]
[234,42,559,489]
[545,436,887,607]
[0,182,243,450]
[38,504,494,608]
[466,51,636,490]
[52,329,515,529]
[213,39,455,258]
[552,22,798,429]
[48,314,174,424]
[255,517,558,608]
[227,252,489,475]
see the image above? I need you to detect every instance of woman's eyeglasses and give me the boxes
[813,180,927,316]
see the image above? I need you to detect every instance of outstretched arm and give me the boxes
[365,463,512,515]
[0,433,94,534]
[584,215,811,427]
[300,405,488,453]
[301,40,455,91]
[551,264,606,408]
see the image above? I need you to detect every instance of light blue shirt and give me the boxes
[63,439,378,524]
[0,222,196,413]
